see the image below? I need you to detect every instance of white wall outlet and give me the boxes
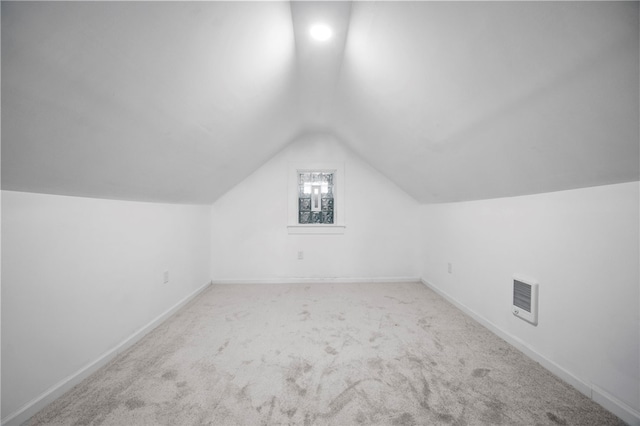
[163,271,169,283]
[297,251,304,260]
[447,263,452,274]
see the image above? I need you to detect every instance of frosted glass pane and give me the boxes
[298,171,334,224]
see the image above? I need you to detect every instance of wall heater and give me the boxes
[512,274,538,325]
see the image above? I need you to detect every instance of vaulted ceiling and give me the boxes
[2,1,638,204]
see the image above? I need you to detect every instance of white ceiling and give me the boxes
[2,1,638,204]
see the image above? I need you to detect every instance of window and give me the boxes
[298,172,334,224]
[288,163,345,234]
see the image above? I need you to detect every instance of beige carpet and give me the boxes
[28,282,623,425]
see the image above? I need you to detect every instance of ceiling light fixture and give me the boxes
[309,24,333,42]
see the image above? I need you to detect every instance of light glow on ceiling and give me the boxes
[309,24,333,41]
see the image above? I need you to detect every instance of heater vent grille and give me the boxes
[513,280,532,312]
[512,275,538,325]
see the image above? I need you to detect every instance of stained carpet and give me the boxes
[28,282,623,425]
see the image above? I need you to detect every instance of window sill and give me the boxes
[287,225,346,235]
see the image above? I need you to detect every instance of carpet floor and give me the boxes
[28,282,623,425]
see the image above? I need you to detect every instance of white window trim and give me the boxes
[287,162,345,234]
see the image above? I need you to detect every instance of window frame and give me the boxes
[287,162,345,234]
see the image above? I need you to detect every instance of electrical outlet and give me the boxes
[297,251,304,260]
[163,271,169,283]
[447,263,452,274]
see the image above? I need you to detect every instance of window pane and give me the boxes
[298,171,334,224]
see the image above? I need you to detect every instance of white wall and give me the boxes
[1,191,211,422]
[3,160,637,424]
[420,181,640,421]
[210,133,419,282]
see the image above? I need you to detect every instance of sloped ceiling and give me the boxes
[2,1,638,204]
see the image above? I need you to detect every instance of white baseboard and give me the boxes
[592,385,640,426]
[212,276,421,285]
[1,281,212,426]
[420,278,640,426]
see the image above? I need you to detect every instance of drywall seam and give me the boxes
[1,281,212,426]
[212,276,421,285]
[420,278,640,426]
